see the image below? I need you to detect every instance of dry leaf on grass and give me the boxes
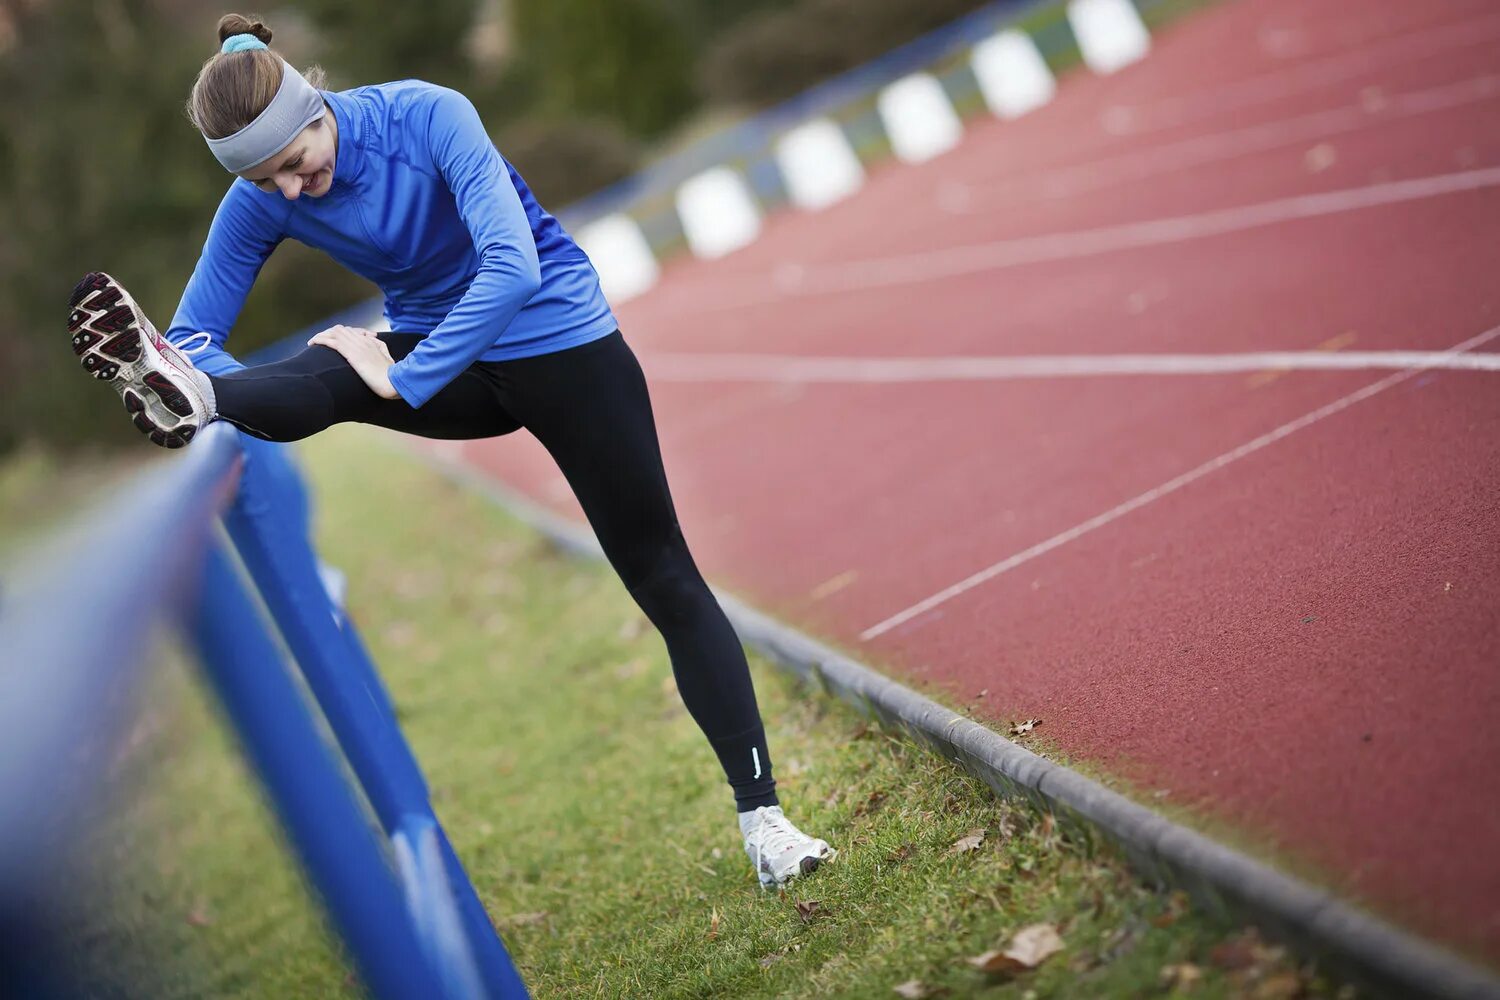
[1008,719,1042,736]
[1160,962,1203,991]
[185,905,213,928]
[499,911,548,929]
[967,923,1065,975]
[945,827,986,857]
[893,979,947,998]
[706,907,720,941]
[854,789,888,818]
[795,899,823,923]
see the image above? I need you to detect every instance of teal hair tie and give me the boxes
[221,33,268,54]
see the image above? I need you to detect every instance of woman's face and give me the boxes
[239,112,338,200]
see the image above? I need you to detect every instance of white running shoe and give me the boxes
[739,805,836,890]
[67,271,216,449]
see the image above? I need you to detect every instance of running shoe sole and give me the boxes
[68,271,209,449]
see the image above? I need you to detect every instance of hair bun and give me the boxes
[216,13,273,47]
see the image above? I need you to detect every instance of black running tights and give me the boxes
[210,330,779,811]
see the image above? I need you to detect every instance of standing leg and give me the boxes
[489,332,779,811]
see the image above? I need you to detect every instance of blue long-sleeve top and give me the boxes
[164,80,618,407]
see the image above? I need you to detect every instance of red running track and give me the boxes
[445,0,1500,963]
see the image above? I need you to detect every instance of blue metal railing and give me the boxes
[0,423,528,999]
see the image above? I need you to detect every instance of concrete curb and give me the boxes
[414,446,1500,1000]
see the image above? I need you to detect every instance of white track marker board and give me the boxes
[775,118,865,211]
[877,73,963,164]
[972,30,1056,119]
[575,214,659,303]
[676,166,762,259]
[1067,0,1151,75]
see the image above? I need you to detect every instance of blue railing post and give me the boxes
[220,435,529,999]
[190,543,442,998]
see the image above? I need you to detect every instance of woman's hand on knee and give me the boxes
[307,325,401,400]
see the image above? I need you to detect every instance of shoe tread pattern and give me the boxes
[69,271,198,448]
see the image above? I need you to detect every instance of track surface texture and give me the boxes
[452,0,1500,964]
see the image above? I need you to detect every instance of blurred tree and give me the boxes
[299,0,482,91]
[509,0,695,138]
[699,0,1002,107]
[654,0,798,48]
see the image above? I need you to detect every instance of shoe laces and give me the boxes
[172,331,213,356]
[747,806,805,874]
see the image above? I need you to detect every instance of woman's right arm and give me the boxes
[164,182,285,377]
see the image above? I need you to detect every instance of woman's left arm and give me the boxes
[383,88,542,408]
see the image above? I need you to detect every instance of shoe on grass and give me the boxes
[67,270,216,449]
[739,805,836,890]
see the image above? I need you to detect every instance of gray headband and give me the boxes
[205,59,326,174]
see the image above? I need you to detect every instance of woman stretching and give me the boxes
[66,13,834,890]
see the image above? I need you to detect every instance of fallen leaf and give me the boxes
[885,843,915,864]
[968,923,1065,974]
[795,899,822,923]
[1008,719,1042,737]
[892,980,941,999]
[946,828,987,857]
[707,907,720,941]
[499,911,549,929]
[1160,962,1203,991]
[1006,923,1065,968]
[967,950,1012,974]
[185,905,213,928]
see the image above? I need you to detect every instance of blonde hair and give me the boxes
[185,13,328,140]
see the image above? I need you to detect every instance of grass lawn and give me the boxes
[6,428,1350,998]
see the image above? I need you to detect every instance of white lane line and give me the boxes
[1103,11,1500,135]
[794,166,1500,297]
[643,350,1500,383]
[962,73,1500,204]
[857,322,1500,642]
